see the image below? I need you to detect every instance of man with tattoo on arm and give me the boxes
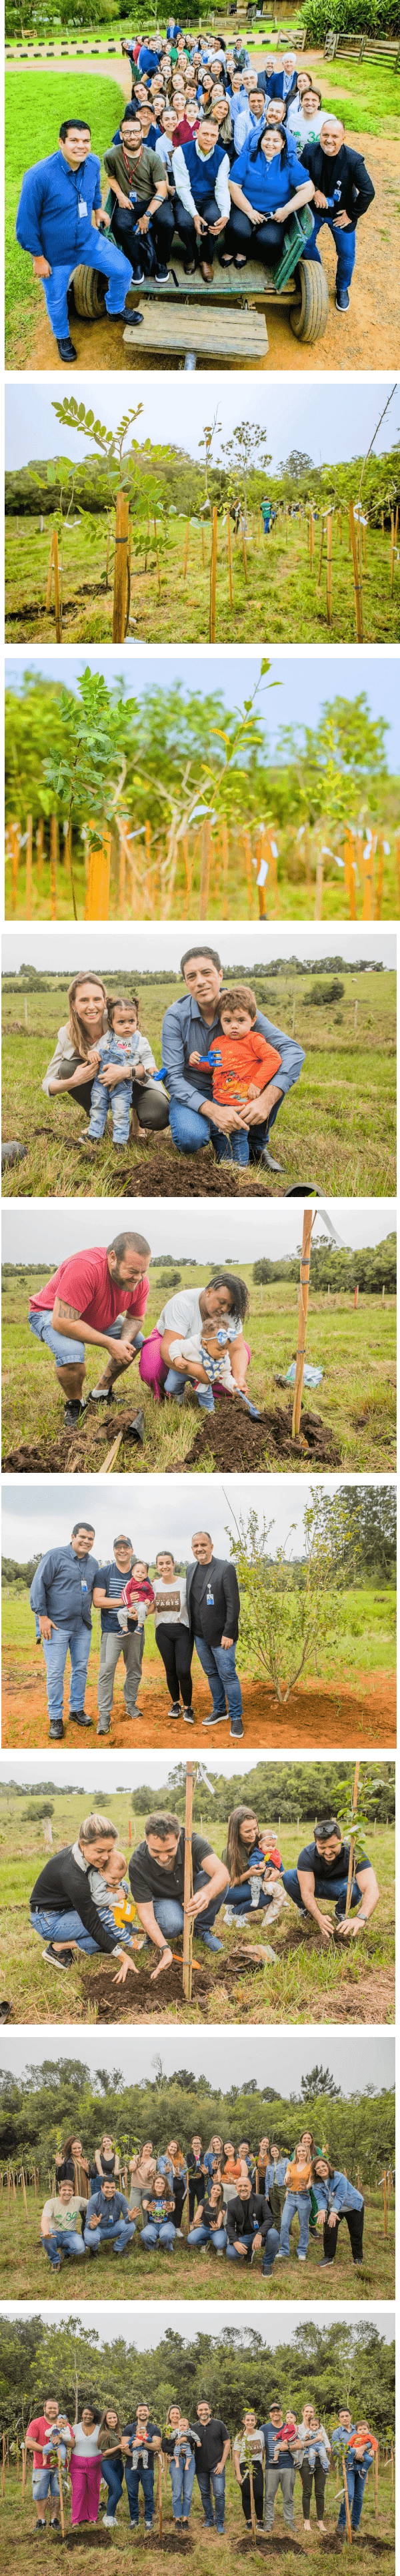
[28,1230,151,1426]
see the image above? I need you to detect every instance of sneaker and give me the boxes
[102,2516,117,2527]
[198,1929,223,1952]
[297,2251,307,2260]
[154,263,170,283]
[56,334,77,362]
[335,285,349,310]
[223,1907,235,1926]
[202,1709,228,1727]
[43,1943,73,1970]
[64,1399,83,1426]
[49,1725,64,1742]
[97,1723,111,1737]
[183,1707,195,1724]
[167,1701,181,1720]
[129,265,145,285]
[229,1725,244,1741]
[70,1709,93,1728]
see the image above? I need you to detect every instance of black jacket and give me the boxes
[225,2190,276,2244]
[186,1554,240,1645]
[302,139,375,226]
[30,1843,120,1955]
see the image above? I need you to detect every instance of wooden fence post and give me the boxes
[183,1763,194,2001]
[349,502,363,640]
[227,508,233,608]
[292,1208,313,1439]
[113,490,129,641]
[209,508,217,642]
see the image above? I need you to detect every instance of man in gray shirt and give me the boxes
[104,113,173,280]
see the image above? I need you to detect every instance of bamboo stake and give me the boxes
[390,511,395,597]
[326,512,332,625]
[201,520,205,568]
[349,502,363,640]
[7,2170,10,2219]
[58,2459,65,2539]
[315,845,324,921]
[50,813,57,921]
[227,507,233,608]
[291,1209,313,1439]
[102,1430,124,1475]
[46,530,54,611]
[342,2455,352,2545]
[17,2439,19,2481]
[21,2168,29,2224]
[309,510,314,567]
[343,829,357,921]
[183,520,189,578]
[383,2169,387,2234]
[25,813,33,917]
[113,490,129,642]
[22,2445,25,2503]
[317,518,325,588]
[209,508,217,642]
[249,2459,257,2549]
[375,2449,378,2520]
[345,1759,360,1916]
[10,822,19,913]
[53,530,61,642]
[241,526,248,582]
[158,2451,163,2540]
[37,817,44,881]
[391,2443,394,2497]
[183,1763,194,2001]
[1,2436,5,2497]
[105,528,110,590]
[199,816,211,918]
[85,830,111,920]
[221,816,229,919]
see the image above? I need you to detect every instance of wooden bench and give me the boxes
[123,301,269,366]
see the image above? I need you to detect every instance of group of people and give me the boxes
[39,2117,366,2281]
[25,2389,378,2537]
[30,1519,245,1741]
[15,33,375,356]
[43,953,304,1174]
[28,1799,379,1984]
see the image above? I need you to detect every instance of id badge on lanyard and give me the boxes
[206,1586,214,1606]
[78,195,87,217]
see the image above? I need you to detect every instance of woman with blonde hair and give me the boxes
[42,970,169,1140]
[157,2138,188,2232]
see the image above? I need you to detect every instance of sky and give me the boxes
[2,925,395,976]
[2,1200,394,1266]
[0,1751,389,1794]
[1,1470,349,1564]
[0,2302,392,2352]
[5,651,400,769]
[5,376,399,474]
[0,2025,393,2097]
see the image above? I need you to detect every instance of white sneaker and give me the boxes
[102,2515,116,2525]
[223,1907,235,1925]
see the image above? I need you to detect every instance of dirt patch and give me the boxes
[2,1651,395,1751]
[169,1404,342,1474]
[1,1403,144,1476]
[235,2541,305,2557]
[79,1945,265,2022]
[111,1138,277,1198]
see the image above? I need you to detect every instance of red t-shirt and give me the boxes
[29,1249,149,1331]
[27,2415,73,2469]
[173,114,200,141]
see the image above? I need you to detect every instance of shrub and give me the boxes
[301,0,400,38]
[309,977,345,1006]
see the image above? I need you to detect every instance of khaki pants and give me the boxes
[97,1628,144,1729]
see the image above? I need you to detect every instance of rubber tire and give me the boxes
[289,256,329,343]
[71,262,107,320]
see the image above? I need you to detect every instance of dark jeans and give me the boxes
[323,2204,364,2264]
[225,204,285,260]
[301,2460,327,2520]
[155,1620,193,1709]
[101,2457,124,2515]
[282,1868,363,1920]
[337,2463,368,2533]
[113,198,175,273]
[196,2465,225,2533]
[125,2461,155,2527]
[174,190,228,261]
[241,2462,264,2523]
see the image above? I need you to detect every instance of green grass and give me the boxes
[1,1267,396,1475]
[6,511,399,646]
[2,1578,396,1682]
[1,2462,396,2570]
[0,1787,394,2027]
[5,65,127,365]
[1,969,396,1198]
[0,2180,394,2305]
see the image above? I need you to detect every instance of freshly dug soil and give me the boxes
[235,2541,305,2557]
[1,1404,144,1476]
[79,1946,265,2022]
[79,1136,278,1199]
[3,1650,395,1751]
[169,1404,342,1473]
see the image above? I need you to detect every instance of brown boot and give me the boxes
[200,258,213,282]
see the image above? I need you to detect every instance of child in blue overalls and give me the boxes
[87,994,157,1146]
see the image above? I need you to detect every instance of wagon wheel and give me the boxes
[71,263,107,320]
[289,257,329,343]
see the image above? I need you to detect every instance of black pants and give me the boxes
[323,2204,364,2264]
[188,2178,203,2223]
[155,1621,193,1708]
[301,2461,327,2521]
[113,198,175,274]
[174,191,227,262]
[241,2463,264,2524]
[225,204,285,260]
[171,2179,187,2226]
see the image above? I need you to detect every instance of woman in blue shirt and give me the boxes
[224,121,314,266]
[311,2157,365,2270]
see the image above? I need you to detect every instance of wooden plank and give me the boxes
[128,254,297,307]
[124,307,268,363]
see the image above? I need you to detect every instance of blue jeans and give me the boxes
[280,2190,311,2257]
[226,2227,279,2274]
[151,1865,226,1947]
[125,2461,155,2527]
[30,1902,120,1954]
[89,1073,133,1144]
[282,1869,362,1919]
[169,2452,196,2519]
[33,2467,61,2503]
[101,2457,124,2516]
[169,1096,275,1160]
[188,2224,227,2254]
[41,1623,91,1729]
[338,2464,368,2531]
[42,2227,85,2267]
[307,214,356,291]
[226,1879,274,1915]
[141,2220,175,2249]
[86,2219,134,2256]
[43,227,133,341]
[29,1306,133,1373]
[225,2230,253,2262]
[194,1634,243,1732]
[197,2465,225,2532]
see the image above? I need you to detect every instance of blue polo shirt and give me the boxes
[16,149,102,264]
[86,2187,130,2228]
[231,133,309,213]
[97,1558,135,1637]
[162,991,305,1117]
[30,1543,99,1635]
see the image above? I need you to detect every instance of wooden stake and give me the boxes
[345,1759,360,1916]
[1,2436,5,2498]
[383,2170,387,2235]
[343,829,357,921]
[85,830,111,921]
[326,512,332,625]
[153,517,161,596]
[113,489,129,642]
[249,2459,257,2549]
[50,813,57,920]
[221,817,229,918]
[158,2451,163,2540]
[183,1763,194,2001]
[375,2449,379,2520]
[17,2439,19,2481]
[10,822,19,913]
[291,1209,313,1439]
[349,503,363,640]
[22,2445,25,2503]
[315,845,324,921]
[102,1430,124,1476]
[58,2459,65,2539]
[25,813,33,917]
[37,817,43,880]
[343,2455,352,2545]
[46,530,54,611]
[209,508,217,642]
[317,518,325,588]
[227,507,233,608]
[199,816,211,918]
[241,526,248,583]
[309,511,314,568]
[53,530,61,642]
[21,2168,29,2223]
[390,511,395,598]
[201,520,205,568]
[105,528,110,590]
[183,520,189,578]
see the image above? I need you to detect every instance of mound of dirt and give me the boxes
[168,1403,342,1474]
[79,1945,265,2022]
[235,2541,305,2557]
[113,1139,277,1198]
[2,1404,144,1476]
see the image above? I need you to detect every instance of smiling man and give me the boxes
[128,1809,229,1968]
[30,1519,99,1740]
[15,117,134,362]
[187,1528,243,1741]
[162,945,304,1172]
[28,1228,151,1428]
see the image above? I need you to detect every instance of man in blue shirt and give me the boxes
[162,943,304,1173]
[16,117,134,364]
[262,2402,296,2531]
[85,2175,136,2258]
[93,1533,143,1737]
[30,1522,98,1741]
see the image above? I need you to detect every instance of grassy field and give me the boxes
[0,2461,396,2570]
[1,1267,397,1476]
[5,509,399,647]
[0,2179,394,2306]
[1,969,396,1201]
[0,1788,394,2028]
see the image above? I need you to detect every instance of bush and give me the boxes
[302,0,400,39]
[309,977,345,1005]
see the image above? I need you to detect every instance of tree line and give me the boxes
[0,2060,394,2189]
[253,1234,397,1296]
[0,2318,394,2443]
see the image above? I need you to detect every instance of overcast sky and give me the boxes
[5,651,399,768]
[0,1750,389,1793]
[2,1200,394,1265]
[1,1470,355,1564]
[0,2025,393,2097]
[2,925,395,976]
[0,2302,392,2351]
[5,376,399,473]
